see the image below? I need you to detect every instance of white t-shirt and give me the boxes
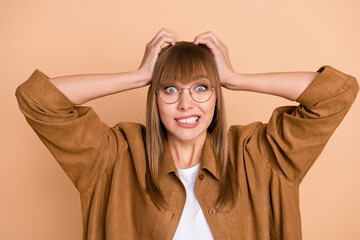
[173,162,215,240]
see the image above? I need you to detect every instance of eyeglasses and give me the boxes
[156,81,215,104]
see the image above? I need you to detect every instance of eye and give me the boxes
[195,85,208,92]
[164,86,178,94]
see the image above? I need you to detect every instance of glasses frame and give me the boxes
[156,82,215,104]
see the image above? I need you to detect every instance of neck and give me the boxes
[167,132,207,169]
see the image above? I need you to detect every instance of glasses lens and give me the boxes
[158,86,180,103]
[190,82,213,102]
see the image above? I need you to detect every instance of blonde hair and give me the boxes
[145,41,239,212]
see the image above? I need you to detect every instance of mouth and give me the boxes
[175,115,200,126]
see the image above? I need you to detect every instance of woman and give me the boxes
[16,28,359,240]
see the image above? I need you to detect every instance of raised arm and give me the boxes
[15,28,178,192]
[194,31,320,101]
[194,31,359,184]
[218,71,319,101]
[49,70,149,105]
[49,28,178,105]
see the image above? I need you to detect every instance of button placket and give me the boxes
[208,208,216,216]
[198,173,204,180]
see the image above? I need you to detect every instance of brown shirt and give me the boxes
[15,65,359,240]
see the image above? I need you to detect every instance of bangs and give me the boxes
[157,42,218,87]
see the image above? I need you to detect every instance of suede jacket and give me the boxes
[15,65,359,240]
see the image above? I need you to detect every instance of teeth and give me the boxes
[177,117,199,124]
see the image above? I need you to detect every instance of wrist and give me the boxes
[134,69,152,87]
[221,72,244,90]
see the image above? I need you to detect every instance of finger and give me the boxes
[161,28,178,40]
[195,35,218,46]
[159,28,178,44]
[194,38,219,55]
[153,35,177,53]
[195,36,215,45]
[194,31,221,45]
[149,33,176,50]
[150,28,178,46]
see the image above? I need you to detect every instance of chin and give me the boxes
[167,129,207,143]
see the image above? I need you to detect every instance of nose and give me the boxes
[177,89,194,111]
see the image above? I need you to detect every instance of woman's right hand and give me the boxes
[137,28,178,85]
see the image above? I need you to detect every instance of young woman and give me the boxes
[16,28,358,240]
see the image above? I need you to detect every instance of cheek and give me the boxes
[201,100,216,126]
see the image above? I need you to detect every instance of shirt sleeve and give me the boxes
[15,69,117,192]
[256,65,359,183]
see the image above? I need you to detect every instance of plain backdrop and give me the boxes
[1,0,359,239]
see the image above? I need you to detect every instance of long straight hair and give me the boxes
[145,41,239,212]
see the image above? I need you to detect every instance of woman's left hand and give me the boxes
[194,31,235,87]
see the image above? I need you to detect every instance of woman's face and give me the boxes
[156,76,216,143]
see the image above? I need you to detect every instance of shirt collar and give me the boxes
[158,135,220,181]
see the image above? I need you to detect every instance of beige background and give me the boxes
[1,0,359,239]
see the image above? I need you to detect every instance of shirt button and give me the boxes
[198,174,204,180]
[208,208,216,216]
